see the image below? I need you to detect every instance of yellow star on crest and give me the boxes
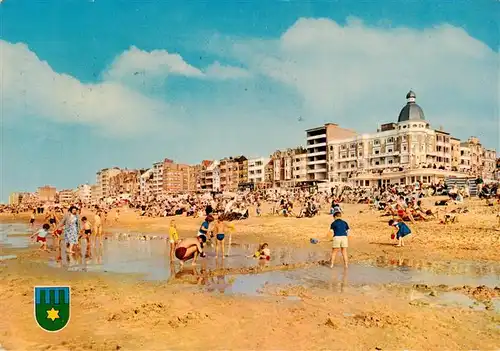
[46,308,60,321]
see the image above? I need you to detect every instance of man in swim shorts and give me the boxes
[175,236,206,267]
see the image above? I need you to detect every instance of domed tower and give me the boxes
[397,90,425,123]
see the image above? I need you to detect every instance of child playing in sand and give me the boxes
[389,219,411,247]
[168,220,180,261]
[31,223,50,252]
[256,203,262,217]
[329,211,349,268]
[251,243,271,260]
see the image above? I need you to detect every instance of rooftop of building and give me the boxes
[397,90,426,123]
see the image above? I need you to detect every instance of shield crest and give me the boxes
[34,286,71,332]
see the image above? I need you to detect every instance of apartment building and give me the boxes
[58,189,75,204]
[90,184,100,203]
[37,185,57,202]
[270,148,308,188]
[108,169,141,197]
[248,157,269,184]
[306,123,358,182]
[199,160,220,192]
[460,137,497,179]
[219,156,247,191]
[450,137,461,170]
[76,184,92,203]
[9,192,22,206]
[163,159,189,193]
[139,169,154,199]
[187,164,201,192]
[8,192,33,206]
[151,162,164,197]
[96,168,121,199]
[292,151,308,183]
[308,90,497,187]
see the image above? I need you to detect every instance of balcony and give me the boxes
[307,167,327,173]
[306,133,327,141]
[307,159,327,165]
[307,142,326,148]
[369,151,399,158]
[308,150,327,157]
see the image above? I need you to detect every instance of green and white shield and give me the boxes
[34,286,71,332]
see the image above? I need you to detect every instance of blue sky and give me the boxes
[0,0,498,202]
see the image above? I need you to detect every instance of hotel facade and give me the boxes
[306,91,497,188]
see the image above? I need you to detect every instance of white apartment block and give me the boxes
[96,167,121,199]
[306,123,357,182]
[139,168,154,199]
[292,152,307,182]
[151,161,164,197]
[248,157,269,184]
[76,184,92,203]
[307,90,497,187]
[58,189,75,204]
[90,185,100,204]
[200,160,220,192]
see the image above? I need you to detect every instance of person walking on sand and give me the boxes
[175,236,206,267]
[329,211,349,268]
[57,206,80,254]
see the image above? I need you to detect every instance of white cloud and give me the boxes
[204,61,251,79]
[104,46,250,83]
[2,18,498,150]
[104,45,204,81]
[0,41,178,136]
[209,18,499,148]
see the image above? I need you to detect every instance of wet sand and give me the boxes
[1,199,499,350]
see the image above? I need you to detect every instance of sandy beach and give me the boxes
[1,198,499,350]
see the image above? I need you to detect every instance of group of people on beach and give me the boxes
[9,177,500,272]
[29,206,104,259]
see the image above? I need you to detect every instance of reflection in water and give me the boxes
[3,225,499,299]
[0,223,31,248]
[48,235,325,281]
[373,255,500,276]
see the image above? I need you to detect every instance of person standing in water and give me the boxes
[45,209,58,230]
[93,210,103,247]
[79,217,92,258]
[212,215,228,258]
[168,220,180,261]
[58,206,80,254]
[329,211,349,268]
[29,210,36,228]
[197,215,214,247]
